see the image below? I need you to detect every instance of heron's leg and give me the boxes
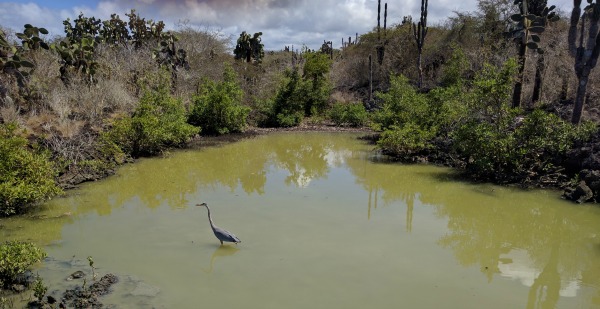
[220,240,223,245]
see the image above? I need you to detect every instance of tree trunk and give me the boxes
[531,54,545,106]
[572,76,589,124]
[417,52,423,89]
[368,54,373,103]
[512,40,527,108]
[560,75,569,101]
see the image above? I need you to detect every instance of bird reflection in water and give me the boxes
[203,245,240,273]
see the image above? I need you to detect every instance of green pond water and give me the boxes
[2,132,600,308]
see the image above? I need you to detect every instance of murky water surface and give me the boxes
[2,132,600,308]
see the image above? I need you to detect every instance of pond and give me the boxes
[2,132,600,308]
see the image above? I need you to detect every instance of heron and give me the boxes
[196,202,241,245]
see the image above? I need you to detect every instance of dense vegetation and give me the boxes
[0,241,46,288]
[0,0,600,216]
[0,123,62,215]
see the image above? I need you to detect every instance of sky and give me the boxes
[0,0,573,51]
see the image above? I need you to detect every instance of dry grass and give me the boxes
[0,96,22,125]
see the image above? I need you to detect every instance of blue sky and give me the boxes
[0,0,573,50]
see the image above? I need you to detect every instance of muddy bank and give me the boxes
[28,273,118,309]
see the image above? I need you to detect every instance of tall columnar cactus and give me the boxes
[413,0,428,89]
[568,0,600,124]
[320,40,333,59]
[508,0,558,108]
[376,1,388,65]
[368,54,373,103]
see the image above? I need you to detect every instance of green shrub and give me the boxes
[301,51,332,116]
[0,124,62,216]
[453,120,515,177]
[466,59,518,128]
[454,109,597,180]
[268,68,306,127]
[264,52,332,128]
[188,64,250,135]
[377,123,436,158]
[440,45,469,87]
[452,60,520,178]
[0,241,46,287]
[426,84,468,133]
[372,74,429,131]
[329,102,368,127]
[105,87,199,156]
[514,110,598,171]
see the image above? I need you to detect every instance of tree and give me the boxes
[413,0,428,89]
[508,0,558,108]
[188,64,250,135]
[302,51,332,115]
[529,1,560,104]
[568,0,600,124]
[234,31,264,63]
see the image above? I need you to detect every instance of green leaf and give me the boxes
[20,60,34,68]
[81,37,93,46]
[24,24,33,29]
[537,48,545,55]
[529,26,545,34]
[531,34,541,42]
[24,28,35,37]
[526,42,539,49]
[511,14,523,22]
[39,28,48,35]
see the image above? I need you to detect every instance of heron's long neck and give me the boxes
[205,205,216,229]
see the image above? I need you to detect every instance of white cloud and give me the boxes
[0,0,577,50]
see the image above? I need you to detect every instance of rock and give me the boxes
[589,180,600,194]
[11,284,26,292]
[46,295,57,304]
[66,270,86,281]
[89,273,118,296]
[565,147,592,174]
[582,169,600,183]
[61,273,118,309]
[564,181,594,203]
[583,152,600,171]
